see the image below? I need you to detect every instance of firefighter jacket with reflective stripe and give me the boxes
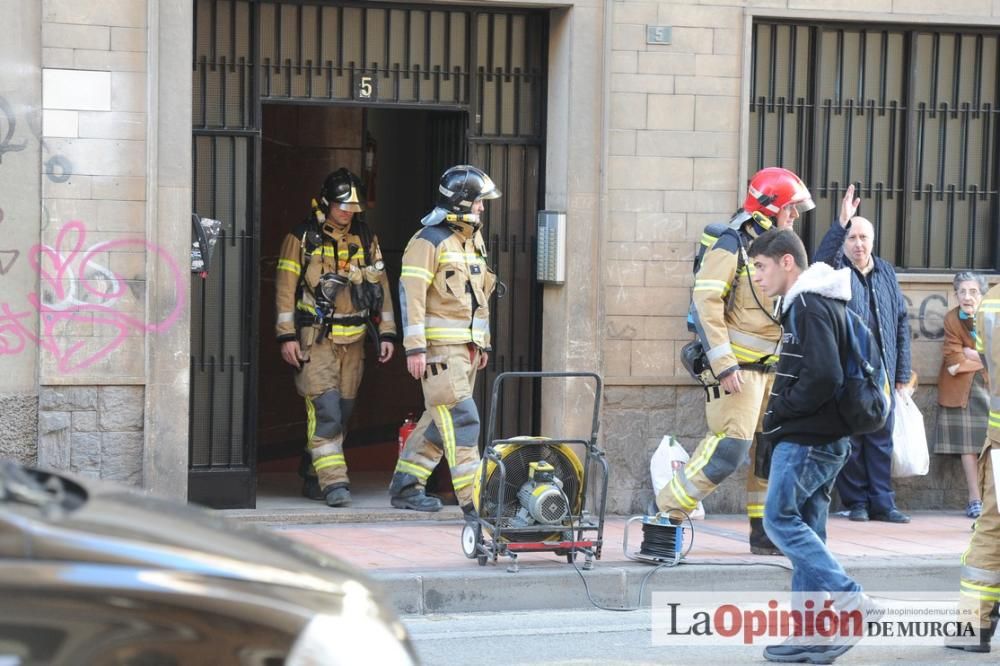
[976,284,1000,443]
[692,218,780,377]
[399,220,496,354]
[275,222,396,345]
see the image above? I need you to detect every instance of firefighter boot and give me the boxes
[299,451,324,501]
[461,503,478,524]
[391,486,443,512]
[324,484,352,508]
[947,602,998,653]
[750,517,783,556]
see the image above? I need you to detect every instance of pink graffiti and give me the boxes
[0,220,186,373]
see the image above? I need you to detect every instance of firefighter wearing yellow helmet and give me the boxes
[275,168,397,507]
[389,165,501,515]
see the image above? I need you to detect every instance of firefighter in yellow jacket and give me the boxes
[948,284,1000,653]
[388,165,500,513]
[275,168,396,508]
[656,167,814,555]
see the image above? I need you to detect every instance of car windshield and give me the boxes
[0,461,85,512]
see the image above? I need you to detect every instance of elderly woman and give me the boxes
[935,272,989,518]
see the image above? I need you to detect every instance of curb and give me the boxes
[374,556,960,616]
[222,505,464,525]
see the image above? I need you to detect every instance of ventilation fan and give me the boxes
[472,441,584,542]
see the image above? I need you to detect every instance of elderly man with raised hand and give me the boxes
[814,184,913,524]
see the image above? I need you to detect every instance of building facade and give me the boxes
[0,0,995,514]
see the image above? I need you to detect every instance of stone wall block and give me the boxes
[611,93,647,130]
[70,432,102,476]
[613,2,658,24]
[642,386,677,409]
[674,386,708,437]
[643,315,690,340]
[609,129,637,156]
[78,112,146,141]
[40,387,98,411]
[604,386,648,408]
[647,94,695,131]
[612,73,674,95]
[612,51,638,74]
[605,259,645,286]
[602,409,650,488]
[646,409,675,439]
[0,395,39,467]
[43,0,148,28]
[44,138,145,178]
[38,425,70,470]
[101,432,143,485]
[42,22,110,50]
[99,386,145,431]
[43,47,74,68]
[610,212,638,242]
[609,189,664,213]
[606,315,644,341]
[72,411,99,432]
[631,340,676,376]
[39,411,70,434]
[111,27,147,52]
[637,52,696,76]
[603,339,633,377]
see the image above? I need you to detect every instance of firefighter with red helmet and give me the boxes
[275,168,397,507]
[657,167,815,555]
[388,165,501,514]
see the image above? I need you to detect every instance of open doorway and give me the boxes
[256,104,466,509]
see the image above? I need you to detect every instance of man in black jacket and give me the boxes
[749,229,871,663]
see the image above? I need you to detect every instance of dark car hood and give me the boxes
[3,470,360,598]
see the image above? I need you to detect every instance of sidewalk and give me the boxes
[267,510,975,615]
[234,473,975,615]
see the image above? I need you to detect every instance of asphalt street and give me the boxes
[404,608,996,666]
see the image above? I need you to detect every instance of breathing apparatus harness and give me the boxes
[439,212,507,302]
[682,210,781,395]
[296,201,387,345]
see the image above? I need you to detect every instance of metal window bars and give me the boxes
[751,20,1000,271]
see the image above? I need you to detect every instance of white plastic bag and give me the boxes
[650,435,705,519]
[890,390,929,478]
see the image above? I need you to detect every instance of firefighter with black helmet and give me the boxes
[388,165,500,514]
[657,167,815,555]
[275,168,397,508]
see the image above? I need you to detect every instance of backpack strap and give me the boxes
[844,310,878,378]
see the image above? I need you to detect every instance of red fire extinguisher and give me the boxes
[398,414,417,454]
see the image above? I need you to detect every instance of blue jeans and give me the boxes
[764,439,862,598]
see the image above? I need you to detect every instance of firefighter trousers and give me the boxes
[656,369,772,518]
[294,336,364,492]
[959,438,1000,634]
[391,344,482,507]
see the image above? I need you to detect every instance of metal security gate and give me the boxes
[190,0,546,508]
[750,20,1000,270]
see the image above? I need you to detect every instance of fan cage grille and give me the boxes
[480,444,581,542]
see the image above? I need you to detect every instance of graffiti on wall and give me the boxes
[905,293,950,341]
[0,207,14,276]
[0,220,186,373]
[0,96,26,164]
[0,94,75,184]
